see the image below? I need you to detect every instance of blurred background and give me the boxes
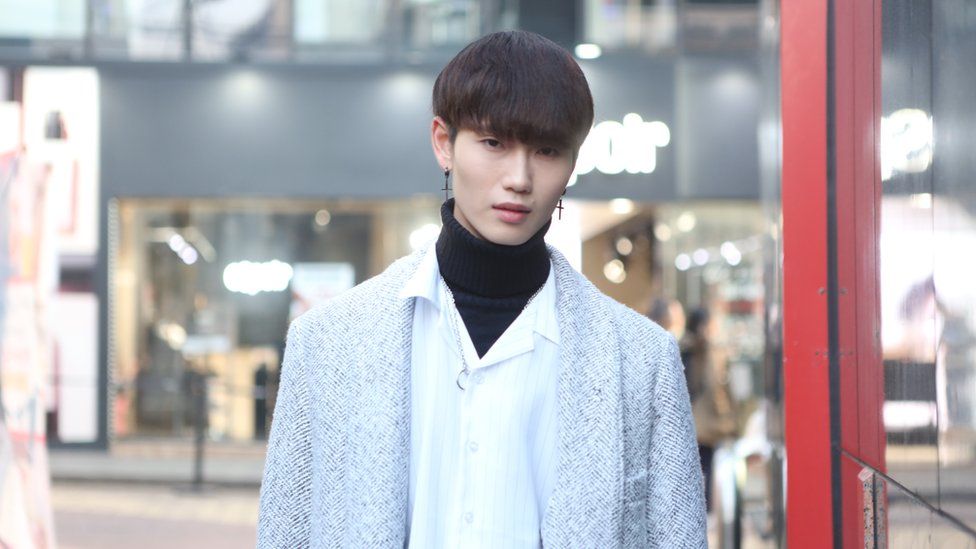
[0,0,973,548]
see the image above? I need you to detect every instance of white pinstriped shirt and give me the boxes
[399,242,561,549]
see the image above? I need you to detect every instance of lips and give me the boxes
[493,202,531,213]
[493,203,531,223]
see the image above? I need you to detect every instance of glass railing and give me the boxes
[0,0,506,63]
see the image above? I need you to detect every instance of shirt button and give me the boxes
[468,441,479,452]
[476,375,486,385]
[464,512,474,524]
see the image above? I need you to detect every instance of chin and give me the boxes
[480,224,538,246]
[487,235,530,246]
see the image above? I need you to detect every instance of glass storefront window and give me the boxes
[294,0,387,45]
[91,0,295,62]
[0,0,85,39]
[7,0,501,62]
[582,0,677,54]
[399,0,487,50]
[91,0,185,60]
[654,202,766,406]
[293,0,494,62]
[190,0,292,62]
[0,0,86,59]
[881,0,976,533]
[110,197,439,441]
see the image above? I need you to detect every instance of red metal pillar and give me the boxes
[781,0,834,545]
[782,0,884,546]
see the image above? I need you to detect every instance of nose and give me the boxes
[502,151,532,194]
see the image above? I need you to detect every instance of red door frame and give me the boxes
[781,0,883,546]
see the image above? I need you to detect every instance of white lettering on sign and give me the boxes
[569,113,671,186]
[223,260,294,296]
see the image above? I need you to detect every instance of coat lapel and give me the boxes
[543,248,625,547]
[344,254,419,546]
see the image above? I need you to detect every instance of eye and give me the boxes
[538,147,561,157]
[481,138,502,149]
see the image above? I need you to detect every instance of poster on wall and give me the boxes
[22,67,101,447]
[288,262,355,320]
[0,100,57,549]
[23,67,100,259]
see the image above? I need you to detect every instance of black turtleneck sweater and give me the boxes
[436,199,551,358]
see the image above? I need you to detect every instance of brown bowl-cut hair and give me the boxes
[433,30,594,152]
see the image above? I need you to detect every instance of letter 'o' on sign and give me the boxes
[570,113,670,186]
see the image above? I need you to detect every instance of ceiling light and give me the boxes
[693,248,710,265]
[675,254,692,271]
[610,198,635,215]
[315,209,332,226]
[676,211,697,232]
[603,259,626,284]
[574,43,602,60]
[654,223,672,242]
[615,237,634,256]
[409,223,441,251]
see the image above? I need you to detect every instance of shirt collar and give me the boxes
[399,237,560,346]
[398,240,441,306]
[533,267,560,345]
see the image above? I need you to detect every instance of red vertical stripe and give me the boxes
[781,0,834,546]
[836,0,886,545]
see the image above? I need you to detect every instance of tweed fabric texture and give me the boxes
[257,246,707,548]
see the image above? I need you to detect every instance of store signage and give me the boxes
[570,113,671,185]
[223,260,294,296]
[880,108,932,181]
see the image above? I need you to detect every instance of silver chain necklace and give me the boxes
[440,278,546,390]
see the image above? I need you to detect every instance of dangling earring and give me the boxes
[557,188,566,220]
[442,168,451,201]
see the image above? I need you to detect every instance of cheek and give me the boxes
[539,162,574,198]
[453,154,495,190]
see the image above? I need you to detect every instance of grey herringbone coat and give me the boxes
[257,246,707,548]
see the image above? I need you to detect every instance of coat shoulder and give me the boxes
[597,292,680,365]
[608,298,675,347]
[548,246,678,365]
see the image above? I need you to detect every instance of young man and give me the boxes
[258,31,706,548]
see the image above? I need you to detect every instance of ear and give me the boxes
[430,116,454,171]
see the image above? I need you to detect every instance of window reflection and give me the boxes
[882,0,976,535]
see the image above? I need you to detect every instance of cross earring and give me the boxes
[442,168,451,200]
[557,189,566,220]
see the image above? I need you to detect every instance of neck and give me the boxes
[435,198,551,298]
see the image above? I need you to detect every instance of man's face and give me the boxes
[432,118,576,246]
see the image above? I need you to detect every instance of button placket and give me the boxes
[458,378,476,538]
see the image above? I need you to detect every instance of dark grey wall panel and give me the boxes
[675,55,761,200]
[100,55,760,203]
[101,63,440,199]
[518,0,580,49]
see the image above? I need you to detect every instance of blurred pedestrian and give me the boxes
[253,363,269,440]
[681,307,738,512]
[258,30,705,548]
[648,296,686,341]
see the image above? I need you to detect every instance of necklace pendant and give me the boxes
[456,367,469,391]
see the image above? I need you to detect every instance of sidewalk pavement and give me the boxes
[49,438,267,487]
[52,481,259,549]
